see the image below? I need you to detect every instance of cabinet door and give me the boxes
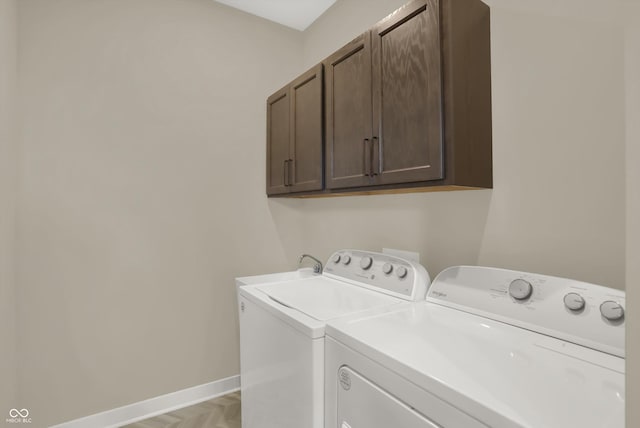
[324,33,373,190]
[289,64,324,193]
[371,0,443,185]
[266,87,290,195]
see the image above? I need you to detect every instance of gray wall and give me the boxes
[624,1,640,426]
[298,0,626,287]
[16,0,301,425]
[0,0,17,417]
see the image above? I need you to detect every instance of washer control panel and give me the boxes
[427,266,625,357]
[323,250,430,301]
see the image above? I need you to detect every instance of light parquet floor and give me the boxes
[121,391,241,428]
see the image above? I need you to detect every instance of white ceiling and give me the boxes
[214,0,337,31]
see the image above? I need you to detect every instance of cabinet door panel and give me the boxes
[372,0,443,185]
[290,64,323,193]
[266,88,290,195]
[325,33,373,190]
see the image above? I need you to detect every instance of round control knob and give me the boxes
[509,279,533,300]
[360,256,373,270]
[332,254,341,264]
[600,301,625,322]
[396,266,408,279]
[382,263,393,275]
[342,255,351,265]
[563,292,585,311]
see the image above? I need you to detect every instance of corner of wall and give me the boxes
[624,1,640,425]
[0,0,19,416]
[300,0,407,69]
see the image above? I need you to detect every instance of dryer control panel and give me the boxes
[427,266,625,357]
[323,250,430,301]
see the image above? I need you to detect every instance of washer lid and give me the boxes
[326,303,625,428]
[257,276,402,321]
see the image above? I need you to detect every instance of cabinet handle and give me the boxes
[287,159,293,186]
[372,136,379,176]
[363,138,370,177]
[283,160,289,187]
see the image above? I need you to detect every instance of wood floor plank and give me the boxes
[120,391,241,428]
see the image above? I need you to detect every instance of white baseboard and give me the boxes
[50,375,240,428]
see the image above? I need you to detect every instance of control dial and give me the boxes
[332,254,341,264]
[342,255,351,265]
[382,263,393,275]
[600,301,625,322]
[396,266,408,279]
[509,279,533,300]
[360,256,373,270]
[564,293,585,311]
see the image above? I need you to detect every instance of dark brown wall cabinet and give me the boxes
[325,0,445,190]
[267,0,492,197]
[266,64,323,195]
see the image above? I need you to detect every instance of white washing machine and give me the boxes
[325,266,625,428]
[236,249,430,428]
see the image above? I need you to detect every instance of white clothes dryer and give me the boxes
[237,249,430,428]
[325,266,625,428]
